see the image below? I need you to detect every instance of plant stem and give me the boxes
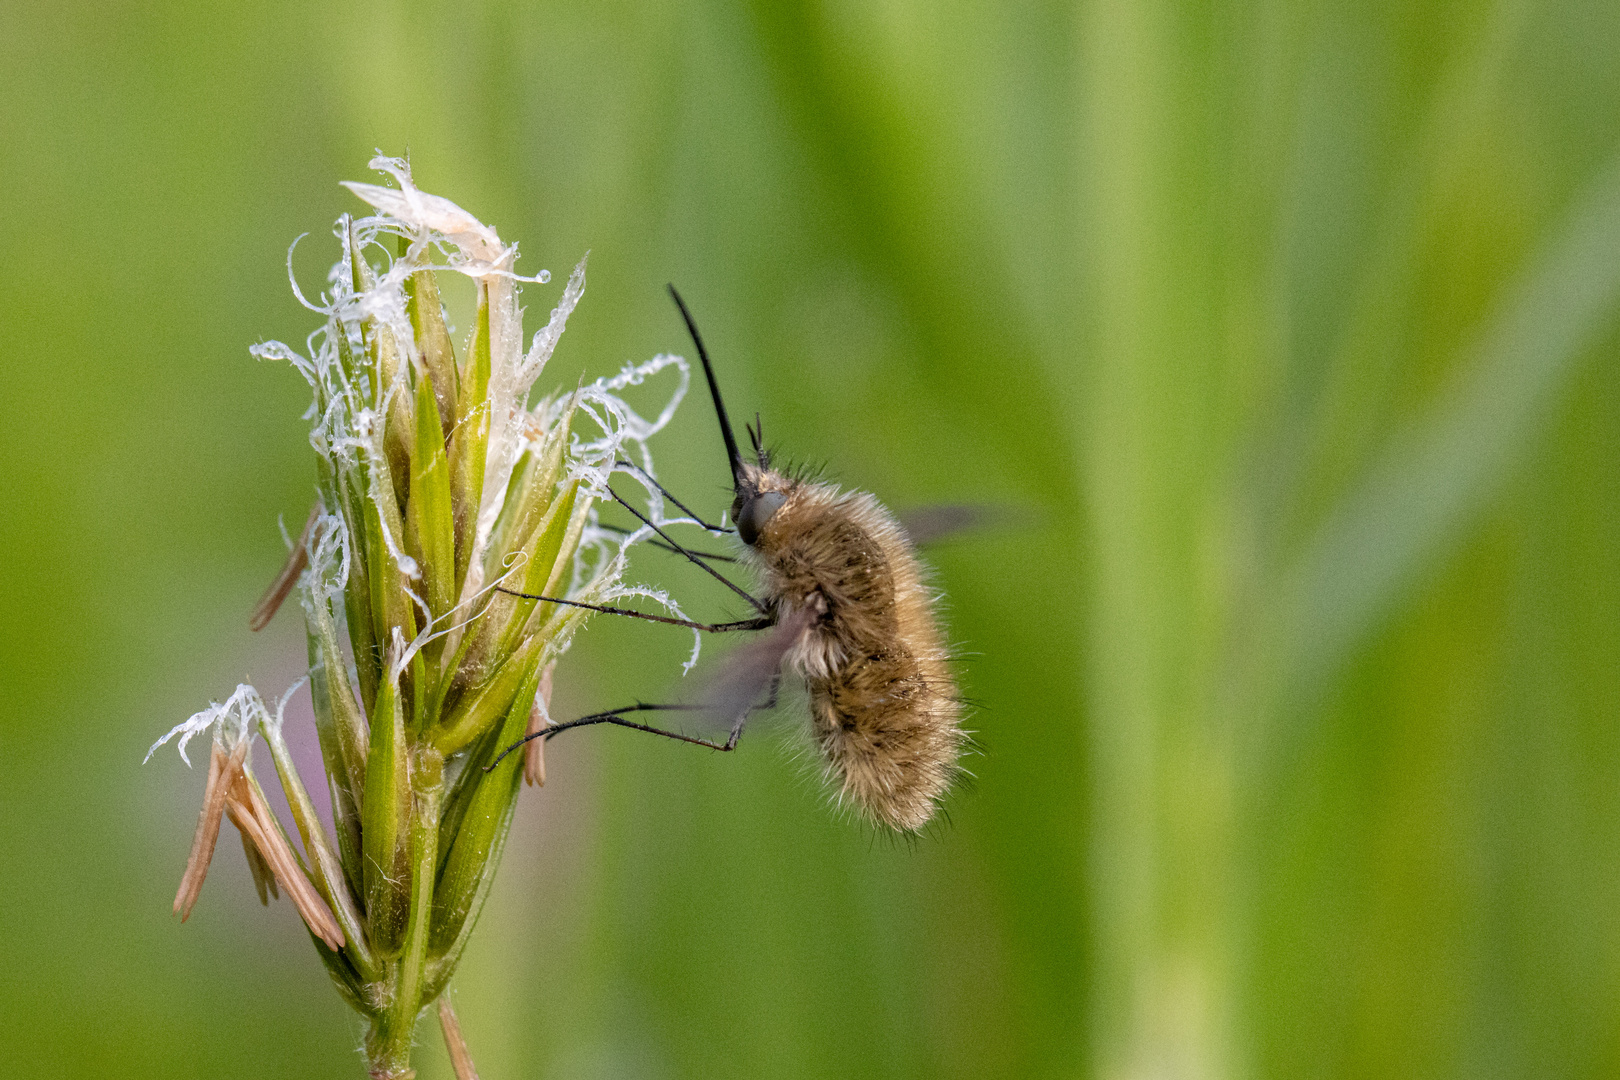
[366,749,444,1079]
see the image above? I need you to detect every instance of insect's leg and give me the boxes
[609,488,770,615]
[723,672,782,751]
[614,459,732,534]
[486,676,788,771]
[755,673,782,711]
[593,522,737,564]
[485,704,727,772]
[493,588,775,633]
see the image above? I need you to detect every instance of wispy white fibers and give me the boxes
[146,684,265,765]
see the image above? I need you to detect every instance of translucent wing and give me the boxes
[700,602,820,732]
[897,503,1006,546]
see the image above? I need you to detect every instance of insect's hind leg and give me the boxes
[484,678,785,773]
[711,671,784,750]
[487,705,721,772]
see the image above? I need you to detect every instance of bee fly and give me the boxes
[490,286,968,831]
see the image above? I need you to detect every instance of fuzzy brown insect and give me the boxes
[492,287,967,831]
[726,452,965,830]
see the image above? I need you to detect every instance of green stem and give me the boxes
[366,747,443,1080]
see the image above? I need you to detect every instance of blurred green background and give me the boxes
[5,1,1620,1077]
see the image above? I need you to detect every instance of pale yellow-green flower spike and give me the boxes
[149,154,707,1080]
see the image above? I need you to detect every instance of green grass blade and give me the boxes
[1279,151,1620,701]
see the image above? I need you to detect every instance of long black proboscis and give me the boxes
[668,285,746,492]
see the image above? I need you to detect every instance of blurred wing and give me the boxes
[701,603,819,731]
[897,503,1008,546]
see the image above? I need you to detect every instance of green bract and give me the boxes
[148,155,700,1080]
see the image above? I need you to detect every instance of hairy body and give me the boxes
[741,462,964,831]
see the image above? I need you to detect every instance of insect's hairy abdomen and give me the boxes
[746,469,965,831]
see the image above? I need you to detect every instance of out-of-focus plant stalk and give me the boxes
[1080,4,1253,1079]
[148,156,696,1079]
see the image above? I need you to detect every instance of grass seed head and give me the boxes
[145,155,702,1080]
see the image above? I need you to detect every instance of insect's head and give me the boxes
[669,284,786,547]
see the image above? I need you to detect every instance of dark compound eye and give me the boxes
[737,491,786,546]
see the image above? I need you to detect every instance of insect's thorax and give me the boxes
[741,470,900,678]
